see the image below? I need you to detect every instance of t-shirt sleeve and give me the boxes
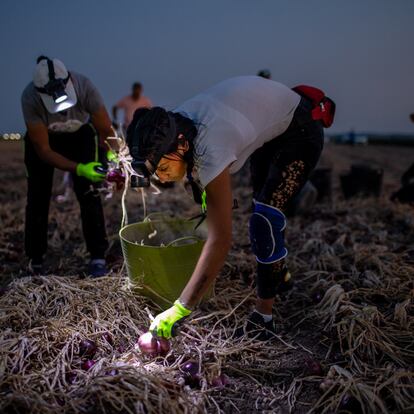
[79,75,105,114]
[21,86,45,125]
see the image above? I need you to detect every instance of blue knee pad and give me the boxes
[249,200,288,264]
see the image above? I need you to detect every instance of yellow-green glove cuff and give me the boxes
[173,299,192,316]
[149,300,192,339]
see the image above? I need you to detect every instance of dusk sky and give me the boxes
[1,0,413,134]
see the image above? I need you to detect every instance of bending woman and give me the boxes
[126,76,331,340]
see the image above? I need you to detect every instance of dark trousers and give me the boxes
[250,98,324,299]
[24,124,108,262]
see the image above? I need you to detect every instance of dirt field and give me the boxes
[0,140,413,413]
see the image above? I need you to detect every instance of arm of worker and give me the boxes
[26,122,78,172]
[90,105,113,150]
[179,168,233,307]
[150,168,233,338]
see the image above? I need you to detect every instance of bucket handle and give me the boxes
[143,212,171,222]
[166,236,201,247]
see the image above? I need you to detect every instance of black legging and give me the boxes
[250,98,324,299]
[24,123,108,262]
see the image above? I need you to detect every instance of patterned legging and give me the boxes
[250,118,324,299]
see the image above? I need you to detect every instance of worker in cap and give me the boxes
[21,56,113,277]
[126,76,334,340]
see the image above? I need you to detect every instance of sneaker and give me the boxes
[234,311,277,341]
[88,259,108,278]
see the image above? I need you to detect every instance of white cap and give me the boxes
[33,57,77,113]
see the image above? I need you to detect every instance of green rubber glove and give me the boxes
[106,150,118,163]
[149,300,192,339]
[76,162,106,182]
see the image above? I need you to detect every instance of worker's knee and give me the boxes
[249,200,287,264]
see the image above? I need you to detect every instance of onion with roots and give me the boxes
[211,374,230,389]
[65,372,77,385]
[102,332,113,346]
[180,360,199,377]
[180,360,201,387]
[79,339,98,357]
[138,332,170,357]
[81,360,96,371]
[304,358,323,376]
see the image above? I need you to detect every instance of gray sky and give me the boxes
[1,0,413,134]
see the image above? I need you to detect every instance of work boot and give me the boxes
[88,259,108,278]
[234,311,277,341]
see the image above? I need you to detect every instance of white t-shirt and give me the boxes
[175,76,301,187]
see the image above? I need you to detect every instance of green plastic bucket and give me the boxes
[119,213,212,309]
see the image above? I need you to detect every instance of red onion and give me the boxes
[180,360,199,377]
[79,339,98,357]
[305,358,323,376]
[81,360,96,371]
[117,344,126,353]
[180,360,201,388]
[106,169,125,189]
[138,332,170,357]
[65,371,77,384]
[211,374,230,389]
[157,337,171,355]
[339,394,361,411]
[102,332,113,346]
[105,369,118,376]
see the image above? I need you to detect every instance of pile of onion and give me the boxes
[137,332,170,357]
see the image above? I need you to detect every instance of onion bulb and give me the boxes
[102,332,113,346]
[81,360,96,371]
[180,360,199,377]
[65,371,77,384]
[180,360,201,387]
[304,358,323,376]
[211,374,230,388]
[138,332,170,357]
[79,339,98,357]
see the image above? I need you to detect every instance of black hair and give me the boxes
[171,112,204,204]
[132,82,142,90]
[171,112,197,174]
[126,107,197,165]
[126,107,204,203]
